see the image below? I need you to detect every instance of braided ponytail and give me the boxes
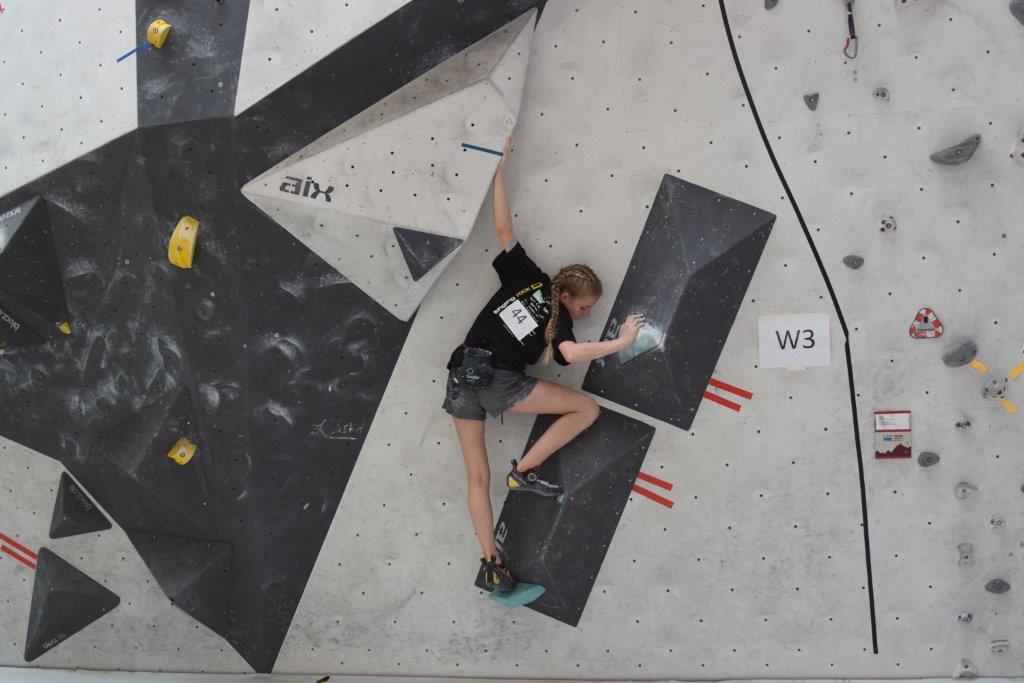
[540,263,603,366]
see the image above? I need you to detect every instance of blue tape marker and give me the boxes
[117,43,152,63]
[461,142,503,157]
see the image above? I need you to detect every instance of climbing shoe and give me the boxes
[506,459,562,497]
[481,555,517,593]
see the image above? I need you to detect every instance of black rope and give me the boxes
[717,0,878,655]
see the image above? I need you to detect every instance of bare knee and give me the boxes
[466,466,490,492]
[579,396,600,426]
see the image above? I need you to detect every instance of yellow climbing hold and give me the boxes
[57,321,71,335]
[168,215,199,269]
[167,436,197,466]
[147,19,172,49]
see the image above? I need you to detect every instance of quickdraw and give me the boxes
[842,0,858,59]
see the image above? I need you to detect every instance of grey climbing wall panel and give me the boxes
[474,408,655,625]
[582,175,775,431]
[24,548,120,662]
[393,227,465,282]
[135,0,251,126]
[49,472,112,539]
[0,196,70,350]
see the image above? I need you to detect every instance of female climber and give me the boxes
[442,135,645,594]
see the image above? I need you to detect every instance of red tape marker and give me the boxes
[636,471,673,491]
[707,377,753,400]
[1,545,36,570]
[0,532,37,560]
[703,390,742,412]
[632,484,674,509]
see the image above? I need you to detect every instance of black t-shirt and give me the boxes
[449,243,575,371]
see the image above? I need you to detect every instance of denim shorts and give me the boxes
[442,368,537,421]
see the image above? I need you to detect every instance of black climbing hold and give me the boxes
[804,93,819,111]
[49,472,112,539]
[843,254,864,269]
[0,196,71,350]
[943,340,978,368]
[24,548,119,661]
[126,530,233,634]
[393,227,464,282]
[1011,0,1024,26]
[918,451,939,467]
[476,408,655,626]
[765,0,779,10]
[985,578,1011,594]
[930,134,981,165]
[582,175,775,431]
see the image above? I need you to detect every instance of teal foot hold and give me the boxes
[489,582,545,608]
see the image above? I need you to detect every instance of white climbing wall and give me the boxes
[2,0,1023,680]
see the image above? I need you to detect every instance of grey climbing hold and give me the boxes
[843,254,864,269]
[955,481,977,499]
[931,134,981,165]
[953,658,978,679]
[873,86,889,100]
[1011,0,1024,26]
[879,215,897,233]
[1011,128,1024,165]
[982,376,1008,400]
[918,451,939,467]
[955,419,972,432]
[957,542,974,566]
[943,340,978,368]
[990,516,1005,528]
[957,611,973,624]
[803,93,819,111]
[989,639,1010,654]
[985,578,1011,594]
[765,0,779,9]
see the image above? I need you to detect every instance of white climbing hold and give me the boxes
[1011,129,1024,165]
[990,516,1005,528]
[955,481,977,499]
[957,611,973,624]
[982,376,1008,399]
[989,639,1011,654]
[955,419,972,432]
[957,542,973,566]
[953,658,978,678]
[879,215,897,233]
[873,86,890,100]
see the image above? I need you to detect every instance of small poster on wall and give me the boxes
[875,410,912,459]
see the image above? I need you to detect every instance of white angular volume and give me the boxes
[241,9,537,320]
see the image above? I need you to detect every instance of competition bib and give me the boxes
[495,284,548,342]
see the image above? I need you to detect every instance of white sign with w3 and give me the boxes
[757,314,831,369]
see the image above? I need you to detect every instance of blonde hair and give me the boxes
[541,264,602,366]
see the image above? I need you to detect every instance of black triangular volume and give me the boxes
[49,472,112,539]
[0,196,71,348]
[125,530,233,634]
[24,548,120,661]
[393,227,464,281]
